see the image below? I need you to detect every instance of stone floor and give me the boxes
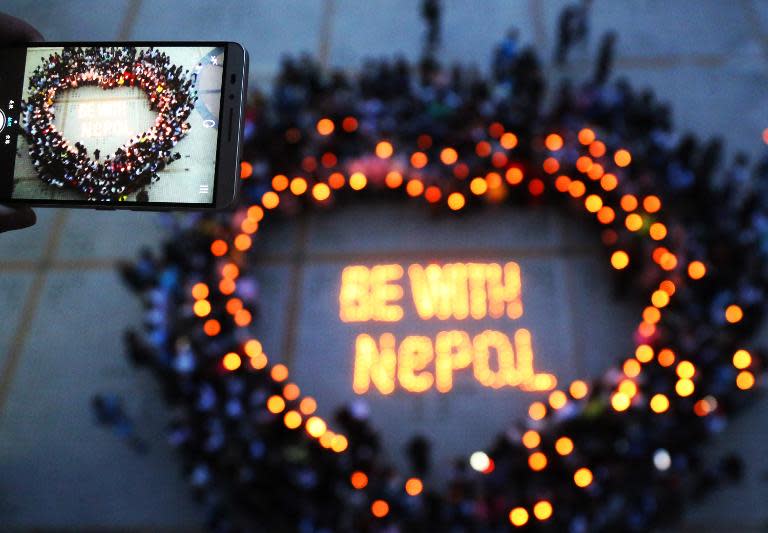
[1,1,768,531]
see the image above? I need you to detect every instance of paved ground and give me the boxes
[1,1,768,531]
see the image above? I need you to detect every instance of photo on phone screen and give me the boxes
[0,43,245,208]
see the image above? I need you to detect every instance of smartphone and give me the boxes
[0,42,248,210]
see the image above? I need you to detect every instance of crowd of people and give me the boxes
[120,2,766,531]
[21,46,196,201]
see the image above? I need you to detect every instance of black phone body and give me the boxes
[0,41,248,210]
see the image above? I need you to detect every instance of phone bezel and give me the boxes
[3,41,247,211]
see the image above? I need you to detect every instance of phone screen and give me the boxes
[0,44,228,206]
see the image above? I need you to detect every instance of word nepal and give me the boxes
[339,261,556,394]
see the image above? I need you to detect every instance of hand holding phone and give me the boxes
[0,40,247,210]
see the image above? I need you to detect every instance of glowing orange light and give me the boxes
[554,175,571,192]
[658,348,675,367]
[219,277,236,295]
[440,147,458,165]
[522,430,541,449]
[311,182,331,202]
[625,213,643,232]
[600,173,618,191]
[350,471,368,489]
[289,177,307,195]
[576,156,593,173]
[587,162,604,180]
[643,195,661,213]
[509,507,529,527]
[191,282,209,300]
[240,161,253,179]
[328,172,345,189]
[555,436,574,456]
[585,194,603,213]
[243,339,262,358]
[568,180,586,198]
[193,299,211,317]
[266,395,285,414]
[733,349,751,369]
[623,358,641,378]
[210,240,228,257]
[241,218,258,234]
[371,500,389,518]
[736,370,755,390]
[349,172,367,190]
[247,204,264,222]
[331,434,348,452]
[635,344,654,363]
[271,364,289,382]
[385,171,403,188]
[424,186,442,203]
[533,500,553,521]
[643,306,661,324]
[648,222,666,240]
[316,118,334,135]
[262,191,279,209]
[250,353,267,370]
[505,167,524,185]
[611,392,631,411]
[406,179,425,197]
[500,132,518,149]
[659,252,678,271]
[650,394,669,413]
[222,352,241,371]
[687,261,706,280]
[272,174,289,191]
[597,206,615,224]
[470,177,488,195]
[651,290,670,308]
[306,416,327,438]
[225,298,243,315]
[283,382,300,401]
[447,192,466,210]
[203,319,221,336]
[405,477,423,496]
[614,149,632,167]
[542,157,560,174]
[574,467,593,488]
[569,380,589,399]
[549,390,568,409]
[234,233,252,251]
[611,250,629,270]
[375,141,394,159]
[725,304,743,323]
[638,321,656,338]
[545,133,563,151]
[589,140,606,158]
[578,128,595,145]
[529,401,546,420]
[411,151,428,169]
[284,410,302,429]
[676,378,695,397]
[618,379,638,398]
[299,396,317,415]
[660,279,676,296]
[234,308,252,326]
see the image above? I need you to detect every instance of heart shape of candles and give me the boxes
[21,46,196,201]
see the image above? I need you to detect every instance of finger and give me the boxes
[0,12,44,43]
[0,205,36,233]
